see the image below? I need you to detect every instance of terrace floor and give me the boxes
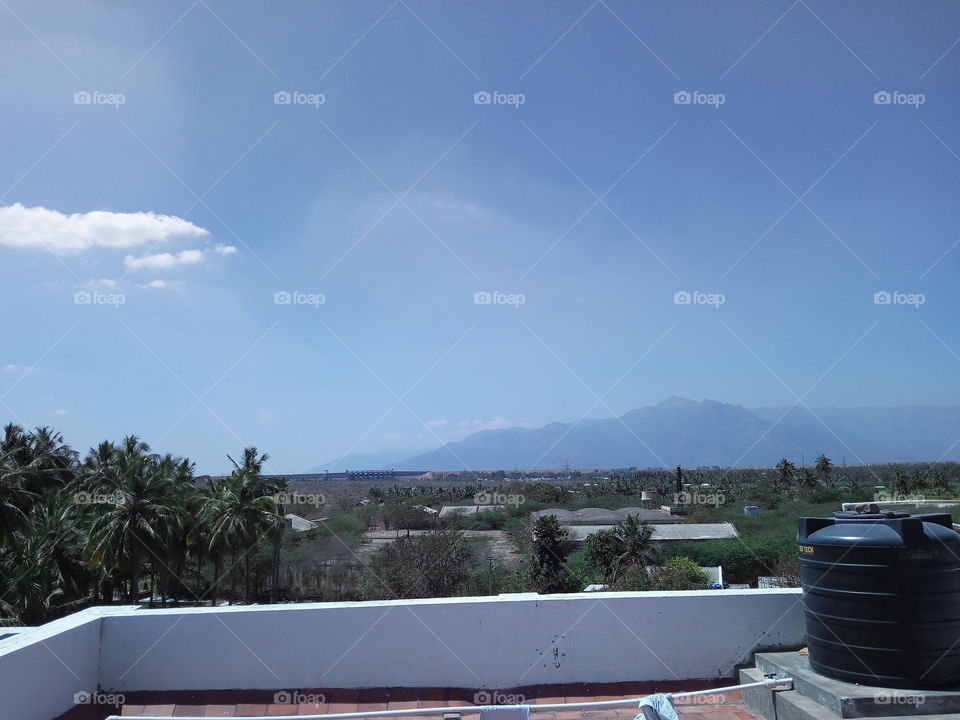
[55,682,759,720]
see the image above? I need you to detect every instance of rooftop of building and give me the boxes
[55,684,758,719]
[561,523,739,542]
[529,508,679,525]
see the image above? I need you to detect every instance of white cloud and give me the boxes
[4,363,38,376]
[0,203,208,252]
[87,278,118,289]
[214,243,237,255]
[425,419,448,428]
[143,279,184,290]
[54,409,68,416]
[260,412,277,421]
[124,249,205,271]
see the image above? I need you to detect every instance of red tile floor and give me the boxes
[55,682,760,720]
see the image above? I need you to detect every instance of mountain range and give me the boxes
[313,397,960,472]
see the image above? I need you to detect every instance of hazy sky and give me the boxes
[1,1,959,473]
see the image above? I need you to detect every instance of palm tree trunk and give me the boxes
[229,551,238,604]
[244,549,251,603]
[271,536,281,603]
[211,555,221,606]
[130,547,140,604]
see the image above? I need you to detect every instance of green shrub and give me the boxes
[461,508,508,530]
[648,556,710,590]
[610,565,651,591]
[809,485,844,504]
[577,528,621,581]
[661,538,795,585]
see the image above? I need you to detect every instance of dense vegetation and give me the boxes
[0,425,287,624]
[3,422,959,626]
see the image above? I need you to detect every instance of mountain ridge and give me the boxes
[313,398,960,472]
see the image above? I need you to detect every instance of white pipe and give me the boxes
[104,677,792,720]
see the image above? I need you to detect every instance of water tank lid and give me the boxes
[799,512,959,547]
[832,510,910,520]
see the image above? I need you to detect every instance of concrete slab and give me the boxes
[740,666,960,720]
[754,652,960,718]
[739,667,778,720]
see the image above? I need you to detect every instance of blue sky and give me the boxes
[1,1,959,474]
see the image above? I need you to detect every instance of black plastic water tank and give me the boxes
[798,510,960,688]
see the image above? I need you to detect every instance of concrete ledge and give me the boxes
[755,652,960,718]
[740,667,779,720]
[99,591,805,691]
[0,610,105,720]
[0,591,805,720]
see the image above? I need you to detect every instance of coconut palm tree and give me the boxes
[610,515,657,581]
[85,441,183,603]
[815,454,833,483]
[932,468,952,497]
[178,482,213,602]
[203,476,232,606]
[891,467,910,496]
[0,447,35,543]
[205,459,278,604]
[26,427,78,484]
[774,458,795,492]
[0,425,77,541]
[150,458,195,605]
[0,491,90,624]
[32,491,90,599]
[796,466,818,489]
[229,447,269,475]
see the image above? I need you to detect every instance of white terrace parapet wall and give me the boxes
[0,605,108,720]
[0,589,805,720]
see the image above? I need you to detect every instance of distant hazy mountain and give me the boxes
[381,397,959,471]
[307,448,433,473]
[752,405,960,465]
